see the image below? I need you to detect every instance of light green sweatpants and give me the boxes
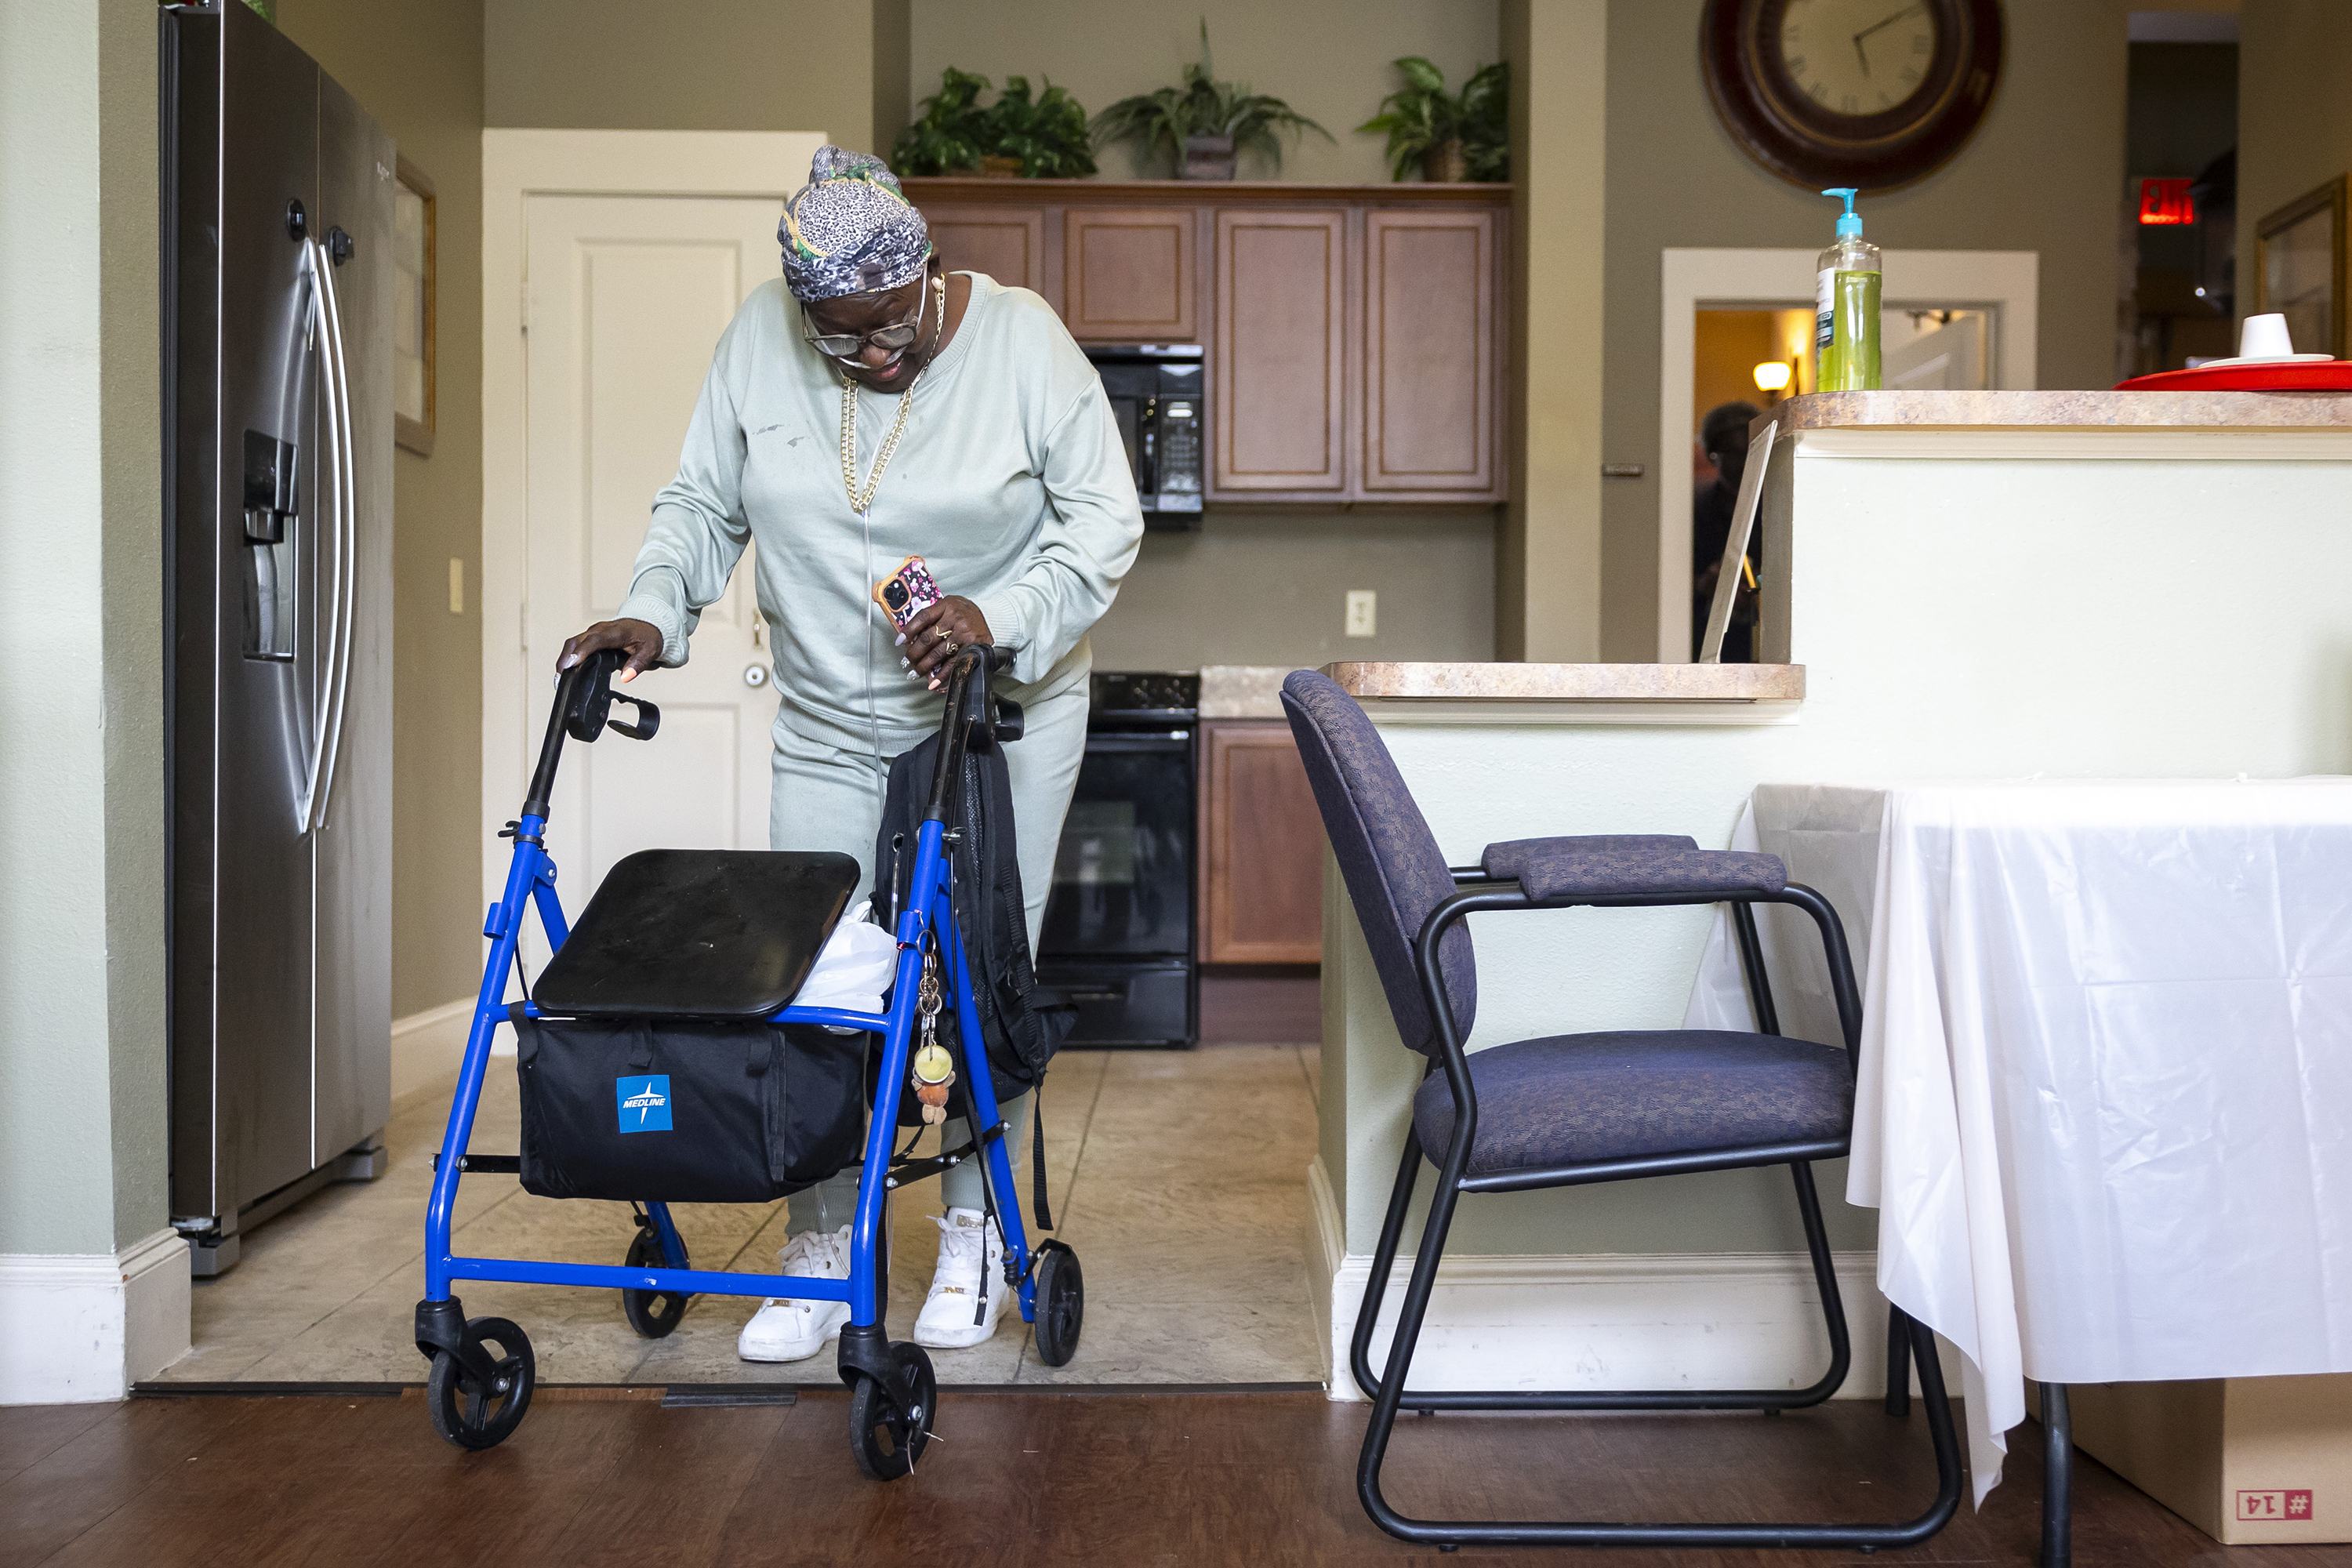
[772,680,1088,1234]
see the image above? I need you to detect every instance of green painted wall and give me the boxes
[483,0,874,140]
[0,0,167,1255]
[1595,0,2135,659]
[2238,1,2352,347]
[277,0,488,1020]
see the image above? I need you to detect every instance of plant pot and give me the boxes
[1179,135,1237,181]
[1421,139,1469,183]
[977,155,1025,179]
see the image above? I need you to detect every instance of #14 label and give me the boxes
[2236,1489,2315,1523]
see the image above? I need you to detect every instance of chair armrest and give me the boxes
[1481,834,1784,902]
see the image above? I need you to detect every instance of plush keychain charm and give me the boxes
[913,1040,956,1125]
[911,950,956,1124]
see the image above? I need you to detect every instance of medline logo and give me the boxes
[616,1074,672,1133]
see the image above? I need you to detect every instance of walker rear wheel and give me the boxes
[1032,1241,1083,1367]
[425,1316,535,1450]
[620,1224,692,1338]
[848,1341,935,1480]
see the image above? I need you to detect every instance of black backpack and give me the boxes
[872,720,1075,1220]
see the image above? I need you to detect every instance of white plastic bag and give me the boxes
[795,899,898,1029]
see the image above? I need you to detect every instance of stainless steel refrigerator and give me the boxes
[162,2,393,1275]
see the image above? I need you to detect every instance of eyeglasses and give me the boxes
[802,281,929,362]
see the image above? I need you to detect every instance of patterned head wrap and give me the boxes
[779,147,932,303]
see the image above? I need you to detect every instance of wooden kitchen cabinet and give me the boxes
[924,204,1050,303]
[902,179,1508,506]
[1363,208,1500,496]
[1213,209,1347,495]
[1198,720,1325,965]
[1062,207,1195,341]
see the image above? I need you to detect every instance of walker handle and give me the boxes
[521,648,661,820]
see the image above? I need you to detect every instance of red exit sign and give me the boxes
[2237,1488,2315,1522]
[2140,177,2197,226]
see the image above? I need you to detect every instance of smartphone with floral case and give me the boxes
[872,554,942,635]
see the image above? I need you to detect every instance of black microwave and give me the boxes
[1085,344,1204,531]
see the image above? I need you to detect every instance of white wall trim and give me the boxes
[1655,247,2041,662]
[479,129,825,950]
[390,996,481,1102]
[1308,1156,1947,1404]
[1306,1156,1346,1387]
[1,1229,190,1403]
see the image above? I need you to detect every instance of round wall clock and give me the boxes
[1700,0,2005,193]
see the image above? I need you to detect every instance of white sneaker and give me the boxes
[913,1207,1007,1349]
[737,1225,852,1363]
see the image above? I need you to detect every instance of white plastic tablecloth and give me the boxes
[1685,780,2352,1505]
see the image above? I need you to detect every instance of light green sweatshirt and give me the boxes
[616,272,1144,756]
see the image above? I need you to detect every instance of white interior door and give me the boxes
[521,193,783,956]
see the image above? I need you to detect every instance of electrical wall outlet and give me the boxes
[1345,589,1377,639]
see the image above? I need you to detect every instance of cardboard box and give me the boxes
[2069,1374,2352,1544]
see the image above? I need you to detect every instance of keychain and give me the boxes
[912,942,956,1124]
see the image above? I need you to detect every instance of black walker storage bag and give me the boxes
[514,1015,864,1203]
[513,846,871,1203]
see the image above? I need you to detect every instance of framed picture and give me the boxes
[394,154,437,456]
[2255,176,2347,362]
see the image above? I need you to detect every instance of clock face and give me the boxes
[1777,0,1940,120]
[1700,0,2003,192]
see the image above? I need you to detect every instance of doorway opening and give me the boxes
[1686,303,1995,661]
[1658,248,2039,663]
[2120,12,2239,377]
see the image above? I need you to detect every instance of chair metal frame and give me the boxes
[1349,869,1965,1550]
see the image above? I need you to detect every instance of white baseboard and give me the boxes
[1308,1155,1952,1404]
[1,1229,190,1403]
[391,996,485,1101]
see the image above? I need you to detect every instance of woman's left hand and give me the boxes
[900,595,994,689]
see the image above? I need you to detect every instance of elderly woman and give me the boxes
[559,147,1142,1360]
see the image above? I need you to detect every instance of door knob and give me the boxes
[743,663,769,688]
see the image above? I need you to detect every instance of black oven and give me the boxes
[1036,672,1198,1047]
[1083,345,1203,530]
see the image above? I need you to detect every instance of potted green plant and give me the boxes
[1358,57,1508,183]
[891,67,1098,179]
[1091,22,1332,180]
[983,75,1098,178]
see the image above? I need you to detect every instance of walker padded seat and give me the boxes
[1483,836,1788,901]
[1413,1029,1854,1178]
[532,848,861,1019]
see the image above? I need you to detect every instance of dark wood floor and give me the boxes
[5,1390,2347,1567]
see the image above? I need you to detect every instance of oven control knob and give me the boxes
[743,663,769,688]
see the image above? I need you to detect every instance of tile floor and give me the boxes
[154,1044,1324,1388]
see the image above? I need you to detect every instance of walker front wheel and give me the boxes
[620,1224,692,1338]
[848,1341,935,1480]
[425,1316,535,1450]
[1031,1241,1083,1367]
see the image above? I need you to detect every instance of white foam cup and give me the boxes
[2238,312,2296,360]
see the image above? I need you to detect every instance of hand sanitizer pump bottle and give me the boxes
[1815,187,1882,391]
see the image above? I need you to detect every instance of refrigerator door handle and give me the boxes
[307,235,359,833]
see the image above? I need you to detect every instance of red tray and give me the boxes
[2114,361,2352,391]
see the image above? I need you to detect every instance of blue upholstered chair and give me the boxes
[1280,670,1962,1553]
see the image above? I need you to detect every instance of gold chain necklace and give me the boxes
[838,274,946,515]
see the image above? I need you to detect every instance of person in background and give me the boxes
[1692,399,1764,662]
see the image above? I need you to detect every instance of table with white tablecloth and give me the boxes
[1684,779,2352,1508]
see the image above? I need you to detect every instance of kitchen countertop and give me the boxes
[1760,389,2352,432]
[1323,662,1805,702]
[1198,666,1297,719]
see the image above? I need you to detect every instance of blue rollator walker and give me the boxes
[416,643,1082,1475]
